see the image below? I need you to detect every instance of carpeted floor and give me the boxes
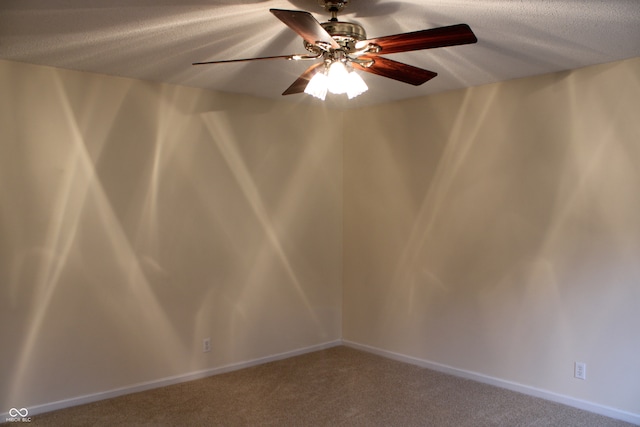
[15,346,635,426]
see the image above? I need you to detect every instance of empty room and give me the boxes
[1,0,639,425]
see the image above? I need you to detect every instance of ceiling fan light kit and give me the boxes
[305,60,368,100]
[193,0,477,101]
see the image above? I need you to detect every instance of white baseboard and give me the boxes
[3,339,342,419]
[343,340,640,426]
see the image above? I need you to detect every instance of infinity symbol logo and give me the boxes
[9,408,28,417]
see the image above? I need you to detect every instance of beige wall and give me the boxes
[2,56,639,417]
[0,60,343,409]
[343,57,640,414]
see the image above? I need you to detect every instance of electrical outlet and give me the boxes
[574,362,586,380]
[203,338,211,353]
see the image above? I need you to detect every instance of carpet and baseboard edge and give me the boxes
[343,340,640,426]
[1,339,342,419]
[4,339,638,425]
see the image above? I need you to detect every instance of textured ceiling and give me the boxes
[1,0,639,108]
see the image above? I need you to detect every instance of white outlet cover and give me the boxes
[575,362,586,380]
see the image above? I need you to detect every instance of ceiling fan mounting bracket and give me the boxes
[318,0,349,13]
[318,0,349,21]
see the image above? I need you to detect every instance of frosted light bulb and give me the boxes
[327,61,349,94]
[304,71,328,100]
[346,71,368,99]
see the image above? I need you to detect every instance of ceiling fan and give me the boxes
[193,0,477,100]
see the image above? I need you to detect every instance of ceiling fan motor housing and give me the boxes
[322,21,366,42]
[304,21,367,54]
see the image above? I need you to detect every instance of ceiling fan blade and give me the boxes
[352,56,437,86]
[192,53,319,65]
[270,9,340,50]
[282,62,325,95]
[356,24,477,54]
